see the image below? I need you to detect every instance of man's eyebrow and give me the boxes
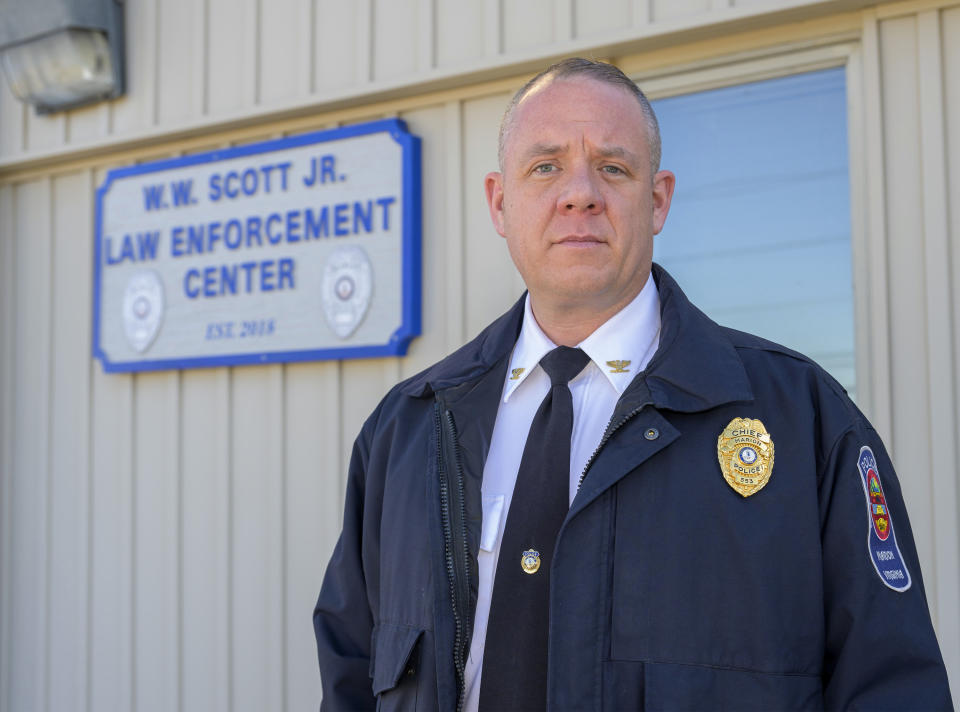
[518,143,641,164]
[596,145,640,162]
[519,142,565,162]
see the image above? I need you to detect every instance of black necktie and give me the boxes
[479,346,591,711]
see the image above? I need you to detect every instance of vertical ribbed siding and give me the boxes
[8,179,53,712]
[0,183,16,712]
[860,5,960,692]
[916,4,960,690]
[48,170,94,712]
[0,0,896,167]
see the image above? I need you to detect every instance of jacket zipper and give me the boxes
[577,405,646,491]
[435,401,472,711]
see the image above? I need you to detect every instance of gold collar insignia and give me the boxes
[606,360,631,374]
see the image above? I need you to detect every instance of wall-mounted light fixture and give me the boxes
[0,0,125,114]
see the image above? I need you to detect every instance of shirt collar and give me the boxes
[502,296,556,402]
[579,275,660,394]
[503,274,661,402]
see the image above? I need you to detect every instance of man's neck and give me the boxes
[529,278,651,346]
[529,311,611,346]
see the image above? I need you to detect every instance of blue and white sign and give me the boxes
[93,119,421,372]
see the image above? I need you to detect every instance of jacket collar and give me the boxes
[398,295,525,398]
[399,263,753,412]
[632,263,753,413]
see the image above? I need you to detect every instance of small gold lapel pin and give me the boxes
[509,367,525,380]
[606,360,631,374]
[521,549,541,574]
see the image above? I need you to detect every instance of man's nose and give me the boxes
[557,166,605,214]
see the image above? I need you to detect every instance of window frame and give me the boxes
[622,37,886,427]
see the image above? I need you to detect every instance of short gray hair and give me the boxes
[497,57,661,176]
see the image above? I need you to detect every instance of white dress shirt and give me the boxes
[462,276,662,712]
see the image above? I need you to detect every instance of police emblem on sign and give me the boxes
[122,270,165,353]
[857,446,911,592]
[521,549,541,574]
[717,417,775,497]
[321,246,373,339]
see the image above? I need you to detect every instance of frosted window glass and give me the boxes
[652,68,855,397]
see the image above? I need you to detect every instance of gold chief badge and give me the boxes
[717,417,775,497]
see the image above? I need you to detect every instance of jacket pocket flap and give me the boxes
[370,623,424,696]
[644,661,822,711]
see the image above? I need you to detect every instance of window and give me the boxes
[651,67,855,397]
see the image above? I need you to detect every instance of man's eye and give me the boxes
[533,164,556,174]
[601,165,624,175]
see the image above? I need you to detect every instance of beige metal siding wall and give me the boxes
[1,1,958,711]
[0,94,512,710]
[0,0,890,171]
[946,4,960,670]
[866,1,960,681]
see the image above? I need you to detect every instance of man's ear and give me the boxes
[651,170,676,235]
[485,172,507,237]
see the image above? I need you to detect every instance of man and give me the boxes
[314,58,952,710]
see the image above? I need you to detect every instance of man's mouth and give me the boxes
[555,234,604,246]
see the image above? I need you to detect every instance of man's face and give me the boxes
[486,77,674,319]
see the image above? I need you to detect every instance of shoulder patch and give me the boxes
[856,446,911,592]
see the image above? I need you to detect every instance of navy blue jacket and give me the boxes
[314,265,952,710]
